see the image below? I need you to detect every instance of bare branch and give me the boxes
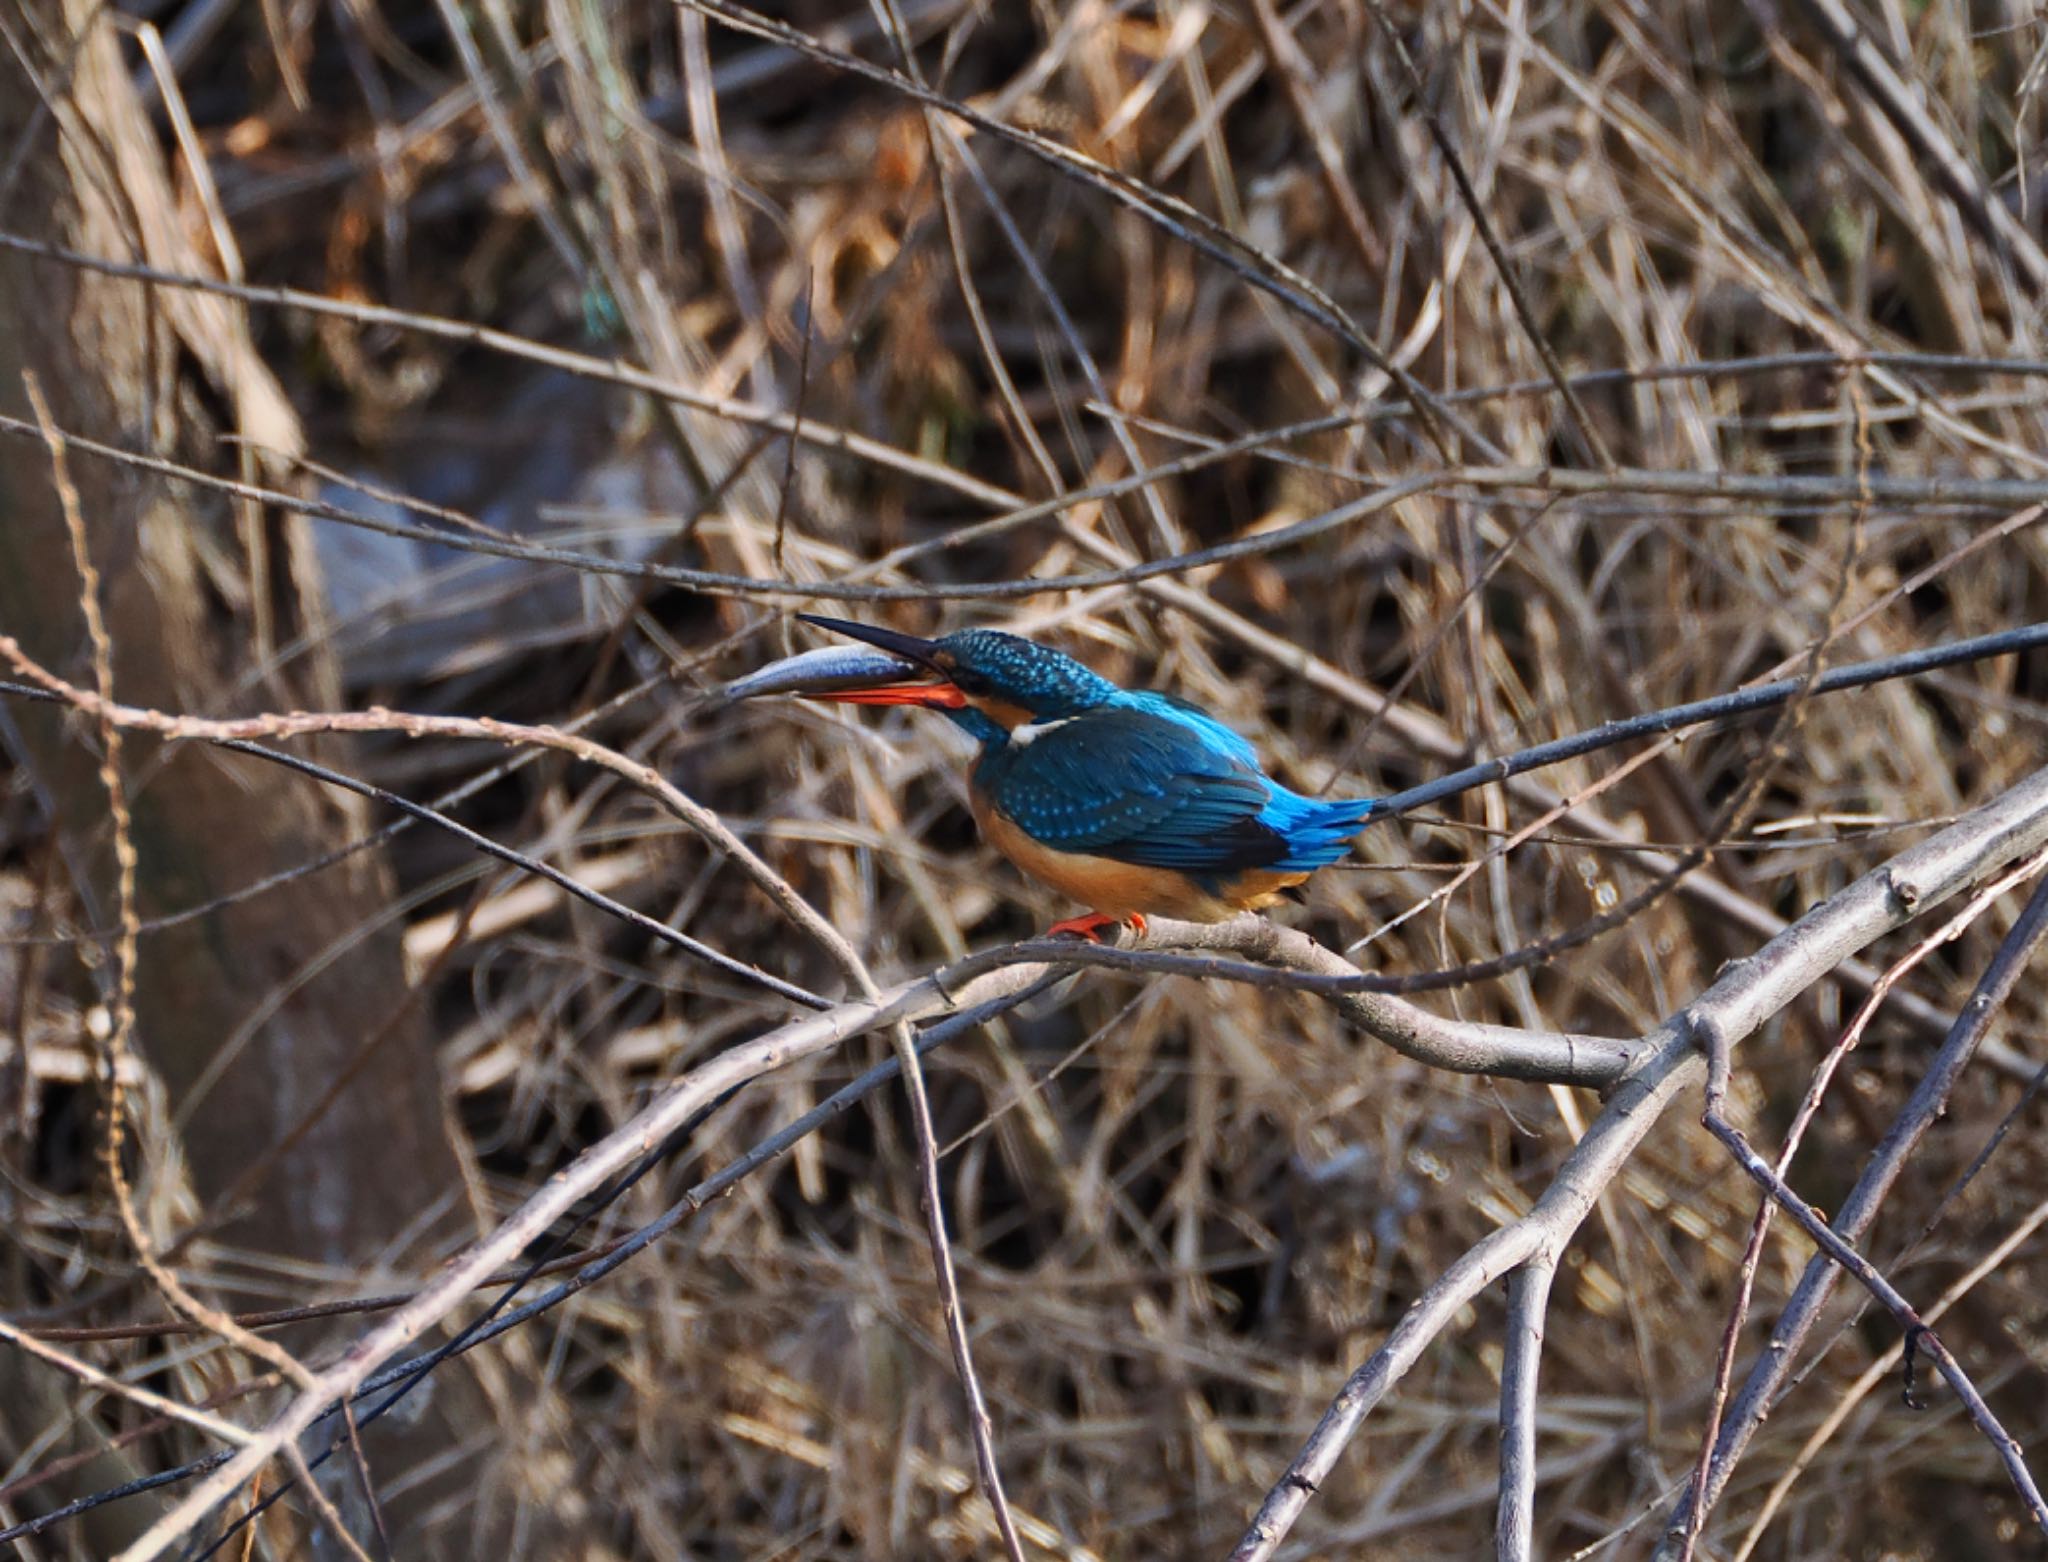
[1231,763,2048,1558]
[106,950,1084,1559]
[1730,1192,2048,1561]
[1679,847,2048,1558]
[1659,867,2048,1554]
[1704,1109,2048,1533]
[1496,1257,1558,1562]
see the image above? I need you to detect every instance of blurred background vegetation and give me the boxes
[2,0,2047,1556]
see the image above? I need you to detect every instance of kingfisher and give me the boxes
[726,616,1376,941]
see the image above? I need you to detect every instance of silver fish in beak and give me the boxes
[720,643,931,702]
[722,618,969,710]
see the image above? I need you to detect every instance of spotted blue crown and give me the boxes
[937,630,1118,716]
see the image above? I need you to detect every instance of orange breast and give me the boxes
[971,794,1309,922]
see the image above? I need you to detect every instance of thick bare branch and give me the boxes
[1231,763,2048,1558]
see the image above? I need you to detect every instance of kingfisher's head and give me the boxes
[780,616,1119,742]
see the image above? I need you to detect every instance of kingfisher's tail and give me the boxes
[1260,792,1377,872]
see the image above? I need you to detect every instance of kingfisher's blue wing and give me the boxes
[974,708,1292,878]
[1114,690,1262,768]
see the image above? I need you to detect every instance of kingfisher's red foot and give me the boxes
[1046,911,1147,941]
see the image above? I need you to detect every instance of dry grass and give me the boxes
[6,0,2048,1557]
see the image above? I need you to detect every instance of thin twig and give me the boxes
[0,655,1637,1083]
[1700,1109,2048,1536]
[0,1316,254,1447]
[1729,1192,2048,1562]
[1360,0,1614,468]
[670,0,1469,458]
[22,378,324,1408]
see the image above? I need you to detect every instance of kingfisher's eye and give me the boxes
[951,668,992,697]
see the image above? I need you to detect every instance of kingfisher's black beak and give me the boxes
[742,615,966,709]
[796,614,944,668]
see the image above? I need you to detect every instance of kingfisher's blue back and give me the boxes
[971,696,1371,879]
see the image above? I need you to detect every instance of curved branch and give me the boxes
[1230,763,2048,1558]
[947,919,1639,1086]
